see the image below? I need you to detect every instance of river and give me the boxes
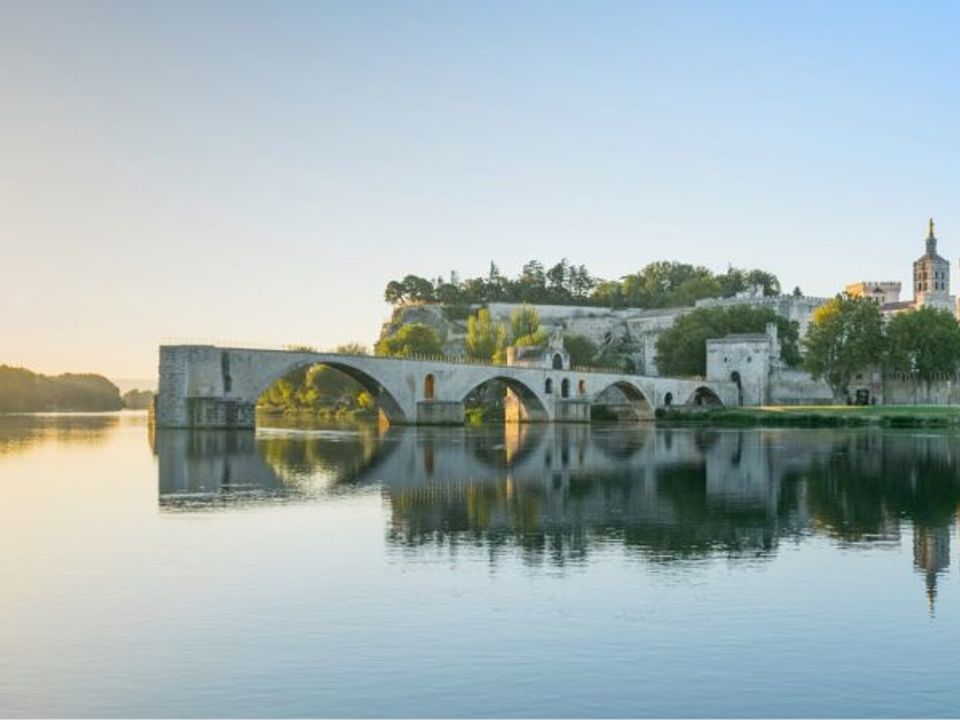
[1,412,958,717]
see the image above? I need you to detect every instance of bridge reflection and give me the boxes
[155,424,960,611]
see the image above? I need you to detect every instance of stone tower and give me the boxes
[913,218,951,309]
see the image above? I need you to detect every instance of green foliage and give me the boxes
[258,362,376,419]
[383,260,781,309]
[334,342,367,355]
[465,309,506,361]
[656,305,800,377]
[0,366,122,412]
[513,329,549,347]
[509,304,540,341]
[885,307,960,381]
[803,295,887,398]
[375,323,443,358]
[564,334,599,367]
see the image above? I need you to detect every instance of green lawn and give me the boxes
[656,404,960,427]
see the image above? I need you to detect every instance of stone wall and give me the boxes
[768,370,834,405]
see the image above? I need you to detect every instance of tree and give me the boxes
[400,275,436,303]
[510,304,540,342]
[656,305,800,377]
[384,280,406,305]
[465,309,506,361]
[564,334,599,367]
[803,295,886,399]
[546,259,570,295]
[885,307,960,382]
[375,324,443,357]
[335,342,367,355]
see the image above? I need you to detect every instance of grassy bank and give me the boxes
[656,404,960,428]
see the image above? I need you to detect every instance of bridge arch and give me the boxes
[686,385,724,408]
[592,380,654,421]
[253,355,410,424]
[459,375,550,423]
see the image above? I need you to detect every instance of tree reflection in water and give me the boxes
[156,424,960,612]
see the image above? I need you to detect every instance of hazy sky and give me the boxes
[2,0,960,378]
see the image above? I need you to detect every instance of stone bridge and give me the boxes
[155,344,738,428]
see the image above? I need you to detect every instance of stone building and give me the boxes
[484,290,828,377]
[845,281,902,306]
[505,328,571,370]
[913,218,953,311]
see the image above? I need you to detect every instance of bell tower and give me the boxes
[913,218,950,309]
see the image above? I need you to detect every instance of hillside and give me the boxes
[0,366,122,412]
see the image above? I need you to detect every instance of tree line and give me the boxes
[804,297,960,399]
[0,366,123,412]
[385,260,783,310]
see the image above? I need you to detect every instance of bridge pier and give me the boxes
[416,400,465,425]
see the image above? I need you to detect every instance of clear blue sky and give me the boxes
[2,0,959,378]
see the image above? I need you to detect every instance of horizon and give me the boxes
[3,0,960,377]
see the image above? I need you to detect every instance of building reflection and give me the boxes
[155,424,960,608]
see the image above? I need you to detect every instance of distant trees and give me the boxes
[375,324,443,358]
[122,389,154,410]
[655,306,800,377]
[383,260,781,309]
[0,366,122,412]
[259,363,373,417]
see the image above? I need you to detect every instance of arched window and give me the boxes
[561,378,570,398]
[424,374,435,400]
[664,392,673,406]
[552,353,564,370]
[578,379,586,395]
[545,378,553,394]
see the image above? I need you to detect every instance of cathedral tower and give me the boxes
[913,218,951,309]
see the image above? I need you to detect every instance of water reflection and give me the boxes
[155,424,960,613]
[0,412,124,456]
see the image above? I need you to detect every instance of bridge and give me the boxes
[154,344,737,428]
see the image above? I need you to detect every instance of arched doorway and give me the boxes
[424,374,436,400]
[664,392,673,406]
[560,378,570,398]
[552,353,564,370]
[545,378,553,395]
[730,371,743,406]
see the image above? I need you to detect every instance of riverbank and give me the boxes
[655,404,960,428]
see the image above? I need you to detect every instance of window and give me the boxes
[424,374,435,399]
[545,378,553,394]
[560,378,570,398]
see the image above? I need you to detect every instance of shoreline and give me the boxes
[655,405,960,428]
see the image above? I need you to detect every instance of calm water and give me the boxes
[1,412,959,717]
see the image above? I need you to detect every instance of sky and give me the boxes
[2,0,960,379]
